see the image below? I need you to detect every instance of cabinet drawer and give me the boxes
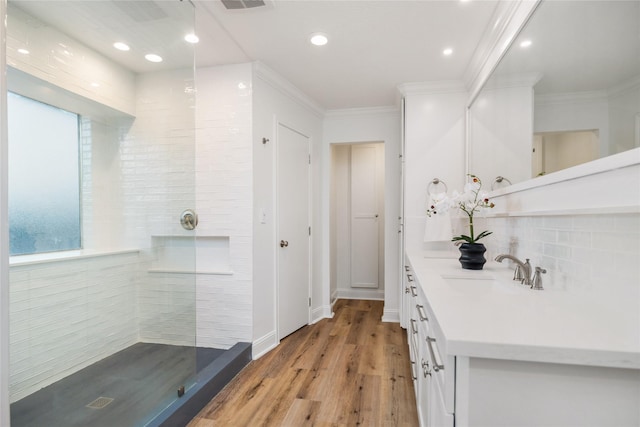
[417,335,431,427]
[430,367,454,427]
[425,332,455,414]
[409,341,419,395]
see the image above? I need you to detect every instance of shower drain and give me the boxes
[86,396,114,409]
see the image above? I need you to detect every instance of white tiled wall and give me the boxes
[6,7,253,401]
[9,252,140,402]
[454,213,640,293]
[194,64,253,349]
[6,3,135,115]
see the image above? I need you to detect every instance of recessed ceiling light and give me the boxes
[17,48,29,55]
[145,53,163,63]
[91,82,100,88]
[443,48,453,56]
[520,40,532,48]
[184,33,199,44]
[310,33,328,46]
[113,42,130,51]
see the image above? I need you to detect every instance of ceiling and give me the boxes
[10,0,499,111]
[195,0,499,109]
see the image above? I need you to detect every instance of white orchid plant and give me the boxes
[426,174,495,244]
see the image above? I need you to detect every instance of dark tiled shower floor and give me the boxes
[10,343,225,427]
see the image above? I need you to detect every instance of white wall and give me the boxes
[534,92,610,158]
[470,85,533,184]
[331,145,350,302]
[252,62,324,358]
[608,81,640,155]
[534,80,640,160]
[400,83,467,256]
[323,107,401,322]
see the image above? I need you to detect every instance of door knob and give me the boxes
[280,240,289,247]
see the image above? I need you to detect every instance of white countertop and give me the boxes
[406,250,640,370]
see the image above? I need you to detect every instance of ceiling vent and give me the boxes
[112,1,168,22]
[221,0,266,10]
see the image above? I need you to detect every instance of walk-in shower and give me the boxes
[5,1,249,425]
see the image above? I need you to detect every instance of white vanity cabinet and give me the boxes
[404,256,455,427]
[403,261,421,401]
[403,252,640,427]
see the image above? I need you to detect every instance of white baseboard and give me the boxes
[252,331,278,360]
[336,288,385,300]
[311,304,333,324]
[382,308,400,323]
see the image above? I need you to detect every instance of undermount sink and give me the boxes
[443,277,525,296]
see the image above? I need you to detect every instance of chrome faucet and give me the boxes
[495,254,546,290]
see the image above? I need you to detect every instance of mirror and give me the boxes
[468,0,640,189]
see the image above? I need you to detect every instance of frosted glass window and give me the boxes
[8,92,81,255]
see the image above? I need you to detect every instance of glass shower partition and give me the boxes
[6,1,198,425]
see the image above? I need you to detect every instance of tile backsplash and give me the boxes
[459,213,640,293]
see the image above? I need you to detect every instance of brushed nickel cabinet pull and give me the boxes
[427,337,444,372]
[416,304,428,321]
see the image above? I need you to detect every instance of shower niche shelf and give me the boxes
[148,235,232,275]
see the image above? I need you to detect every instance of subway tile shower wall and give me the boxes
[9,253,140,402]
[7,11,255,402]
[194,64,254,350]
[456,213,640,292]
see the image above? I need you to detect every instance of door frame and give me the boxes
[349,143,383,289]
[274,118,312,341]
[329,141,385,301]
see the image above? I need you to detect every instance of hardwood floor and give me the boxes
[188,299,419,426]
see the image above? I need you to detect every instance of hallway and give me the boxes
[188,299,418,426]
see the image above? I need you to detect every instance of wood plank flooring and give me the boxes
[188,299,419,426]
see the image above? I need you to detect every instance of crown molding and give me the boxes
[324,105,399,118]
[253,61,325,117]
[464,0,541,106]
[397,80,467,97]
[535,90,607,107]
[607,75,640,98]
[482,71,543,91]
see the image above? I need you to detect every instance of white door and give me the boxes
[277,123,310,339]
[350,144,380,288]
[532,135,543,177]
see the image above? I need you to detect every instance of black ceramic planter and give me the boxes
[458,243,487,270]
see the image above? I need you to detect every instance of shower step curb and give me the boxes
[147,341,252,427]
